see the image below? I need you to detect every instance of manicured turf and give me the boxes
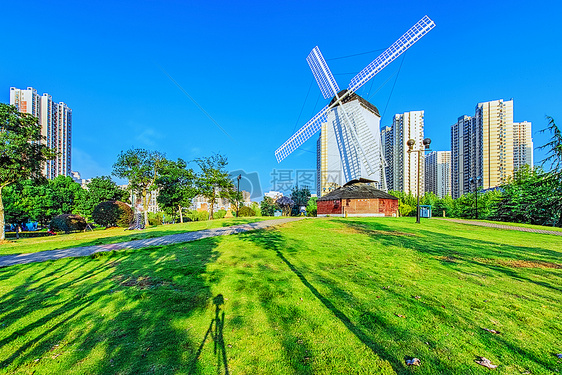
[0,217,277,256]
[0,218,560,374]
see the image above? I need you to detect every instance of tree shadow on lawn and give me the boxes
[1,218,269,256]
[0,237,226,374]
[238,228,463,374]
[339,219,562,293]
[188,294,229,375]
[337,219,560,371]
[240,226,560,374]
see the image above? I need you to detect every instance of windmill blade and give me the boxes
[307,46,340,99]
[275,104,330,162]
[347,15,435,93]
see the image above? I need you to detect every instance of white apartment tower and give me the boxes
[10,87,72,179]
[382,111,425,195]
[381,126,394,191]
[425,151,451,198]
[513,121,533,171]
[450,99,533,198]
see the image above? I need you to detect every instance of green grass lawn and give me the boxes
[0,217,560,374]
[0,217,277,256]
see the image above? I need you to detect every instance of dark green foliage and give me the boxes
[489,166,562,226]
[92,201,133,228]
[49,176,82,215]
[156,158,196,223]
[148,212,164,226]
[49,214,87,233]
[238,206,255,217]
[75,176,127,219]
[0,103,56,239]
[538,116,562,173]
[260,196,276,216]
[290,186,311,216]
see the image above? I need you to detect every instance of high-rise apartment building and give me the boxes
[10,87,72,179]
[513,121,533,171]
[382,111,425,195]
[476,99,514,190]
[381,126,394,191]
[450,99,532,198]
[450,115,479,198]
[425,151,451,198]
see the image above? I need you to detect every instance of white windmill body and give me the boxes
[319,92,384,195]
[275,16,435,195]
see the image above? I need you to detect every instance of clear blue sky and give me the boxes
[2,0,561,198]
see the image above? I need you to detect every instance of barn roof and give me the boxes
[317,183,398,201]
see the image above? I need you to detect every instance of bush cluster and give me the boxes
[238,206,255,217]
[186,210,209,221]
[92,200,133,228]
[50,214,87,233]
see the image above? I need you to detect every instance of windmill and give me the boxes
[275,16,435,193]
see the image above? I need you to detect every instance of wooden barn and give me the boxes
[317,183,399,217]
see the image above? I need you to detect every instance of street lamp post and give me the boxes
[469,176,481,219]
[236,174,241,217]
[407,138,432,224]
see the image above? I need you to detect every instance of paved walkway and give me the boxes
[0,217,305,268]
[439,218,562,236]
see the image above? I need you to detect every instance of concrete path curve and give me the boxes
[0,217,305,268]
[439,218,562,236]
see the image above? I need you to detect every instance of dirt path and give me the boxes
[439,218,562,236]
[0,217,305,268]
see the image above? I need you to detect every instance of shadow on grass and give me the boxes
[239,222,560,374]
[339,219,562,293]
[239,229,410,374]
[337,218,560,371]
[1,218,275,257]
[0,237,224,374]
[189,294,229,375]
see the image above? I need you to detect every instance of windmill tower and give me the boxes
[275,16,435,194]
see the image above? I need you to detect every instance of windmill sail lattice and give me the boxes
[275,16,435,165]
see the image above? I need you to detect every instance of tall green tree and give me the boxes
[194,154,234,220]
[75,176,127,219]
[539,116,562,173]
[113,148,166,227]
[290,185,311,216]
[49,176,82,216]
[156,158,197,223]
[260,196,276,216]
[0,104,56,240]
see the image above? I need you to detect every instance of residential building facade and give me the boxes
[10,87,72,179]
[382,110,425,195]
[513,121,533,171]
[450,99,533,198]
[424,151,451,198]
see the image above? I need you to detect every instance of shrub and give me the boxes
[50,214,87,233]
[148,212,164,226]
[186,210,209,221]
[92,200,133,228]
[238,206,255,217]
[213,209,227,219]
